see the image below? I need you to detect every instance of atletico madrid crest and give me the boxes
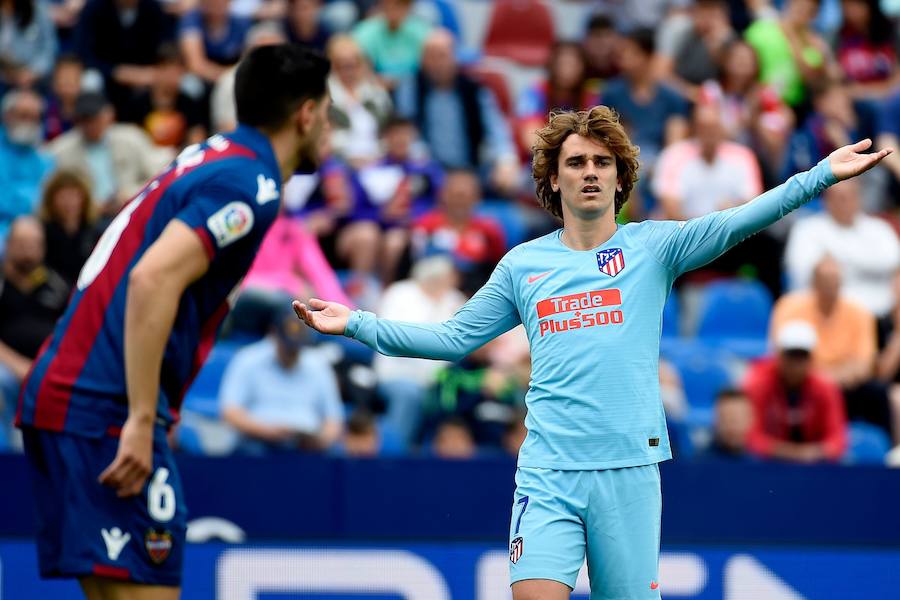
[596,248,625,277]
[509,536,524,564]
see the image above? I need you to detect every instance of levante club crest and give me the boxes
[145,529,173,564]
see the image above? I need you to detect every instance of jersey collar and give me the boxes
[230,124,280,177]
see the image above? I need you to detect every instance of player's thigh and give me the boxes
[25,428,187,586]
[512,577,571,600]
[508,468,587,592]
[585,464,662,600]
[81,576,180,600]
[22,428,66,576]
[79,576,104,600]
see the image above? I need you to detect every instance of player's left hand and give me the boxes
[99,416,154,498]
[828,139,894,181]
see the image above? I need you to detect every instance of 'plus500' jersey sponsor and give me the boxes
[536,289,623,337]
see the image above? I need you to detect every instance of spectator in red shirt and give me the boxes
[744,320,848,463]
[411,169,505,295]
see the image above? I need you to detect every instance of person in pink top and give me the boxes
[229,212,353,338]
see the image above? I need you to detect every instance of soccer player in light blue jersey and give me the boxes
[294,106,892,600]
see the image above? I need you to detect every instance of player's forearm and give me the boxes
[726,159,836,234]
[344,311,475,361]
[672,159,836,274]
[124,271,182,424]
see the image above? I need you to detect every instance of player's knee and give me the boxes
[512,579,571,600]
[99,580,181,600]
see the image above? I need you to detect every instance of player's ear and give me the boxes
[550,172,559,193]
[296,97,319,134]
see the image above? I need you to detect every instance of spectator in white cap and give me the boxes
[742,320,848,463]
[771,255,893,440]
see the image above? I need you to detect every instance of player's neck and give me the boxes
[560,215,617,251]
[266,128,303,182]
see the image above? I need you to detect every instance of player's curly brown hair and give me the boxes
[532,106,640,220]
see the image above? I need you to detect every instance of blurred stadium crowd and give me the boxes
[1,0,900,465]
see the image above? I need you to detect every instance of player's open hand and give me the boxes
[293,298,351,335]
[99,416,154,498]
[828,139,894,181]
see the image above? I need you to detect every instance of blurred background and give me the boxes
[1,0,900,597]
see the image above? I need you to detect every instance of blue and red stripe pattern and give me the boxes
[17,126,282,436]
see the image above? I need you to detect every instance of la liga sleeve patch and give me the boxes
[206,201,255,248]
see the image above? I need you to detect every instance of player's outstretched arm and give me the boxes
[653,139,894,276]
[293,298,351,335]
[828,138,894,181]
[293,259,522,362]
[99,220,210,497]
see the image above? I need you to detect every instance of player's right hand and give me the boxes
[99,416,154,498]
[292,298,351,335]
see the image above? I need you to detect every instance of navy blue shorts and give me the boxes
[22,427,187,586]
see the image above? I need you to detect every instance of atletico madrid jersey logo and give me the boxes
[509,536,524,564]
[596,248,625,277]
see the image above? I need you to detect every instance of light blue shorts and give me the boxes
[508,464,662,600]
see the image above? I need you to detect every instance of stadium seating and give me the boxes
[696,279,773,358]
[477,199,527,248]
[467,65,514,117]
[845,422,891,465]
[663,344,733,429]
[182,340,243,418]
[482,0,555,67]
[662,292,680,338]
[413,0,463,40]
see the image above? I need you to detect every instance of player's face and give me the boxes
[294,95,331,171]
[551,134,620,222]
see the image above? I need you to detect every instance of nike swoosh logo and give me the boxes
[527,271,552,284]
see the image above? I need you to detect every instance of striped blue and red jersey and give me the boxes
[16,125,282,436]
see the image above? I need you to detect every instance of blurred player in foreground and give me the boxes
[15,45,330,600]
[294,106,891,599]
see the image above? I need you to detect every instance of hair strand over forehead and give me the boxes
[531,106,640,220]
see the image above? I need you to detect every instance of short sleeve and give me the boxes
[175,177,279,261]
[219,347,256,409]
[178,10,204,39]
[663,85,690,117]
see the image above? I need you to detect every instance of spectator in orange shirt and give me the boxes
[770,255,893,437]
[745,320,847,463]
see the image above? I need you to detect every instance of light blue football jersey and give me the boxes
[345,159,837,469]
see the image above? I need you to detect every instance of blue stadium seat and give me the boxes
[477,199,527,249]
[182,340,244,418]
[661,292,679,339]
[413,0,462,39]
[663,344,733,429]
[845,422,891,465]
[176,421,205,455]
[696,279,773,358]
[378,419,407,457]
